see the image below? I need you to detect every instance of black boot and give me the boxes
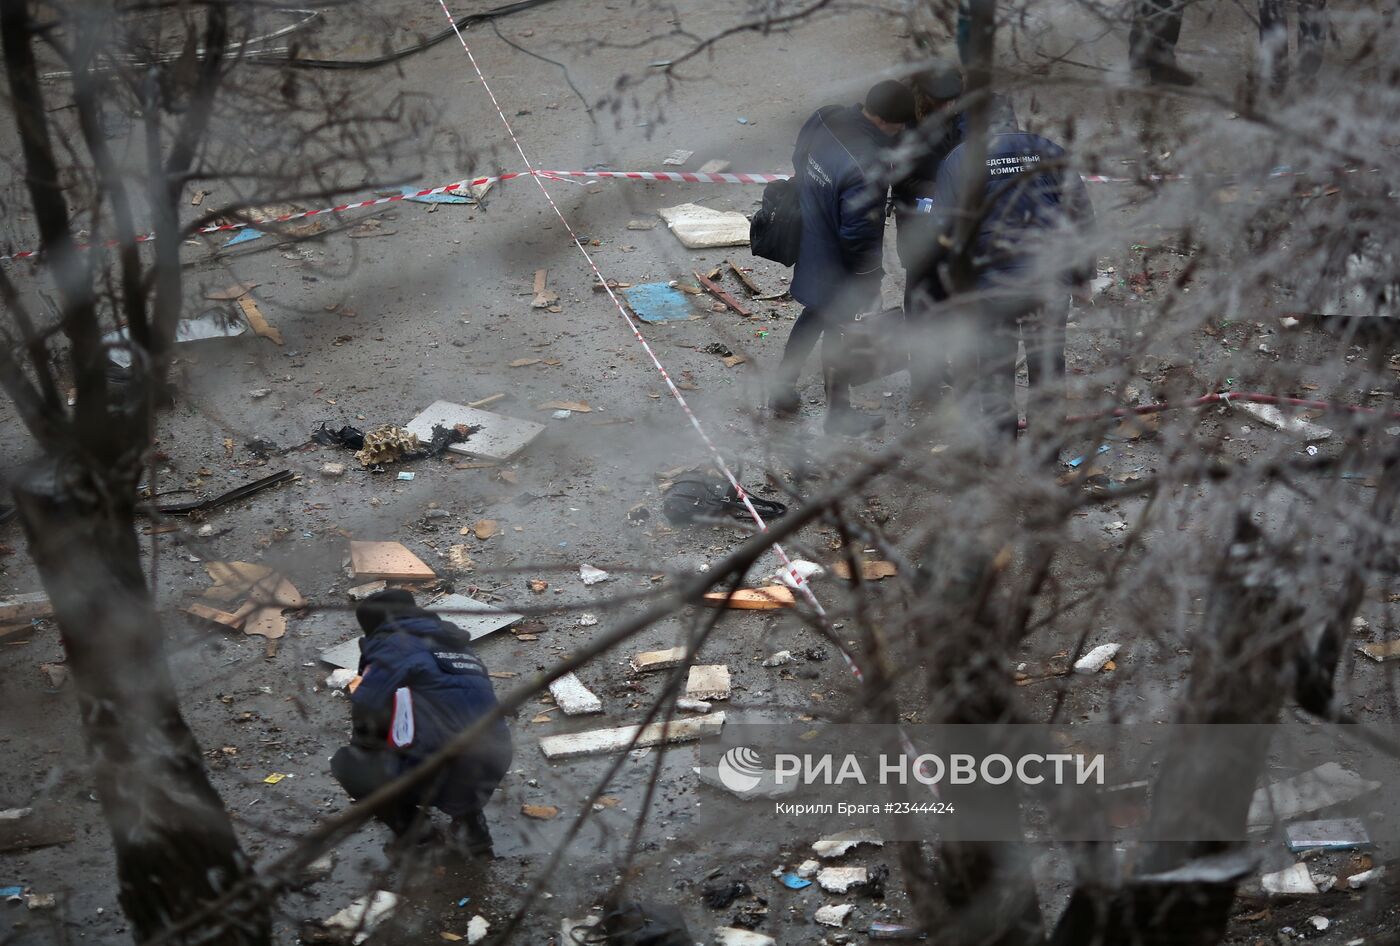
[822,372,884,437]
[768,380,801,418]
[450,810,495,858]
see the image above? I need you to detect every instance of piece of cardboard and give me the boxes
[348,541,436,581]
[404,400,545,462]
[701,586,795,610]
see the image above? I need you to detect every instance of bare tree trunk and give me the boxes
[14,458,270,946]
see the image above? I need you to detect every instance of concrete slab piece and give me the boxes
[657,202,750,248]
[813,828,884,858]
[686,664,731,701]
[817,866,867,893]
[404,400,545,462]
[540,712,725,761]
[430,593,522,641]
[549,672,603,716]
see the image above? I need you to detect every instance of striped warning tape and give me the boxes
[3,162,1370,263]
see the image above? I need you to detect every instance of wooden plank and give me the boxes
[0,592,51,624]
[185,601,252,629]
[1358,639,1400,662]
[539,712,725,761]
[237,297,283,345]
[831,560,899,581]
[694,269,752,317]
[701,586,795,610]
[629,646,688,673]
[349,541,436,581]
[725,259,763,296]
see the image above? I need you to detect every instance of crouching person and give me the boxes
[331,589,512,857]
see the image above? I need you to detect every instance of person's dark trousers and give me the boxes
[1129,0,1186,69]
[1021,299,1071,465]
[905,282,951,405]
[332,744,423,835]
[775,305,827,388]
[1259,0,1327,83]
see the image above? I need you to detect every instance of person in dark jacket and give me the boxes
[330,589,512,856]
[770,79,915,436]
[910,102,1094,447]
[1259,0,1327,92]
[1128,0,1196,86]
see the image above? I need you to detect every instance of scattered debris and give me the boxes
[725,259,763,296]
[313,424,366,450]
[347,581,387,601]
[685,665,731,701]
[658,202,750,249]
[538,400,592,413]
[714,928,775,946]
[627,219,657,230]
[695,761,795,799]
[539,712,725,761]
[531,269,559,309]
[694,269,752,317]
[466,915,490,945]
[397,471,416,481]
[156,468,296,516]
[349,541,436,581]
[817,866,867,894]
[1358,639,1400,662]
[795,860,820,878]
[676,698,711,713]
[195,562,304,646]
[1348,866,1385,889]
[306,852,335,880]
[662,148,694,166]
[1286,818,1371,852]
[701,586,795,610]
[578,613,598,627]
[206,282,258,301]
[630,647,688,673]
[26,893,55,910]
[237,297,283,346]
[325,669,358,690]
[814,903,853,928]
[579,564,610,585]
[405,401,545,462]
[761,651,794,668]
[528,578,548,593]
[662,473,787,524]
[105,309,247,367]
[1248,763,1381,827]
[1308,916,1330,932]
[427,593,522,641]
[446,546,474,573]
[354,425,421,466]
[774,560,824,588]
[868,922,926,940]
[521,804,559,820]
[831,560,898,581]
[813,829,883,859]
[698,159,731,174]
[322,462,346,478]
[1261,863,1320,895]
[400,184,473,205]
[0,808,33,821]
[548,673,603,716]
[318,891,400,945]
[622,282,695,323]
[472,519,500,540]
[1073,643,1121,674]
[1232,401,1332,442]
[0,592,52,625]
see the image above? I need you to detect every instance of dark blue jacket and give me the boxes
[351,615,512,814]
[790,105,896,315]
[925,130,1094,289]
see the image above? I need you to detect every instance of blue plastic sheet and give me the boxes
[224,228,264,247]
[622,283,694,323]
[400,185,473,205]
[779,873,812,890]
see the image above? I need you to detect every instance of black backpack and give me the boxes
[751,178,802,266]
[750,104,842,267]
